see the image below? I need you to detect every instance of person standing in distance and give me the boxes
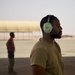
[30,15,64,75]
[6,32,17,74]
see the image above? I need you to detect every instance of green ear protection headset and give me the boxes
[43,16,53,33]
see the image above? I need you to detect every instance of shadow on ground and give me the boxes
[0,57,75,75]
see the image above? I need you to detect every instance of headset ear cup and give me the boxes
[43,22,53,33]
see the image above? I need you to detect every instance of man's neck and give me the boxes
[43,34,54,43]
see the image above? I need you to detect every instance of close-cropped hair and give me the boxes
[10,32,14,37]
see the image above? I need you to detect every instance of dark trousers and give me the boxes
[8,51,14,72]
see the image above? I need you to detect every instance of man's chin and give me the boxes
[51,34,61,39]
[55,36,61,39]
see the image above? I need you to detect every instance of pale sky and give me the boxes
[0,0,75,35]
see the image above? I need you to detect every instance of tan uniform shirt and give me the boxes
[30,38,64,75]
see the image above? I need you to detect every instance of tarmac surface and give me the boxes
[0,57,75,75]
[0,39,75,75]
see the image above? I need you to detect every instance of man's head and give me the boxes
[40,15,62,39]
[10,32,15,38]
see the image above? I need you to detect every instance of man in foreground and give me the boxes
[30,15,64,75]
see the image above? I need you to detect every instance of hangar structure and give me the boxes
[0,21,41,39]
[0,21,40,32]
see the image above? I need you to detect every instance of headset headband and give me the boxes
[47,16,50,22]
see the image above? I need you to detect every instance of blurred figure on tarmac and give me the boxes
[6,32,17,74]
